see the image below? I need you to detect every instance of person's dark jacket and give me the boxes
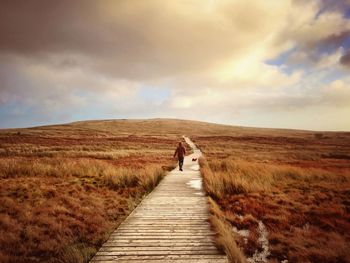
[174,146,186,159]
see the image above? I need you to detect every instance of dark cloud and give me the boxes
[322,30,350,48]
[340,49,350,67]
[0,1,97,53]
[1,1,314,81]
[0,1,159,79]
[318,0,350,13]
[0,0,243,80]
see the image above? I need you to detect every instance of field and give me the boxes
[0,119,190,263]
[1,119,349,263]
[193,131,350,263]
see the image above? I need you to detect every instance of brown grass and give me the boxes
[201,158,348,199]
[1,119,350,263]
[0,120,185,263]
[0,158,169,263]
[196,132,350,263]
[208,197,247,263]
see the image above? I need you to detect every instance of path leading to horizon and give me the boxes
[90,137,228,262]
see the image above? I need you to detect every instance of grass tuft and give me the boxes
[208,198,247,263]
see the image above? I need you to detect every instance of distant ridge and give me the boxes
[2,118,347,137]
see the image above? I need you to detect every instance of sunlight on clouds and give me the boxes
[324,79,350,98]
[329,80,347,90]
[316,48,344,69]
[0,0,350,129]
[214,52,302,88]
[170,96,195,109]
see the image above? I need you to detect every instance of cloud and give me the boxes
[5,0,346,81]
[322,79,350,106]
[316,48,344,69]
[340,50,350,67]
[0,0,350,130]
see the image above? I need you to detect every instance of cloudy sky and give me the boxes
[1,0,350,130]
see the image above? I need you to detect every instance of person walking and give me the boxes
[174,141,186,171]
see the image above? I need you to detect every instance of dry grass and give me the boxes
[0,120,185,263]
[196,132,350,263]
[1,119,350,263]
[208,197,247,263]
[0,158,169,263]
[201,158,348,199]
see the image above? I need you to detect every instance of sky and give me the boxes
[1,0,350,131]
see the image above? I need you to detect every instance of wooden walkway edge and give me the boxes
[90,137,228,262]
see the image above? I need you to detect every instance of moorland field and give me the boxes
[0,119,187,263]
[0,119,349,263]
[194,128,350,263]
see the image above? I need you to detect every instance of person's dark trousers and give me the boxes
[179,157,184,171]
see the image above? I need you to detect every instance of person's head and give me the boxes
[178,142,182,146]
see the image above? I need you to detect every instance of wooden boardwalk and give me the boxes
[90,137,228,263]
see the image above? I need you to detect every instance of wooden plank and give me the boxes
[96,250,222,256]
[104,242,216,246]
[103,242,216,247]
[106,238,216,242]
[100,246,216,250]
[108,236,215,239]
[115,230,213,233]
[91,259,228,263]
[91,255,228,261]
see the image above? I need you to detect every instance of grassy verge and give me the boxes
[200,158,247,263]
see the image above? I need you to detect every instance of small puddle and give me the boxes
[187,178,202,190]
